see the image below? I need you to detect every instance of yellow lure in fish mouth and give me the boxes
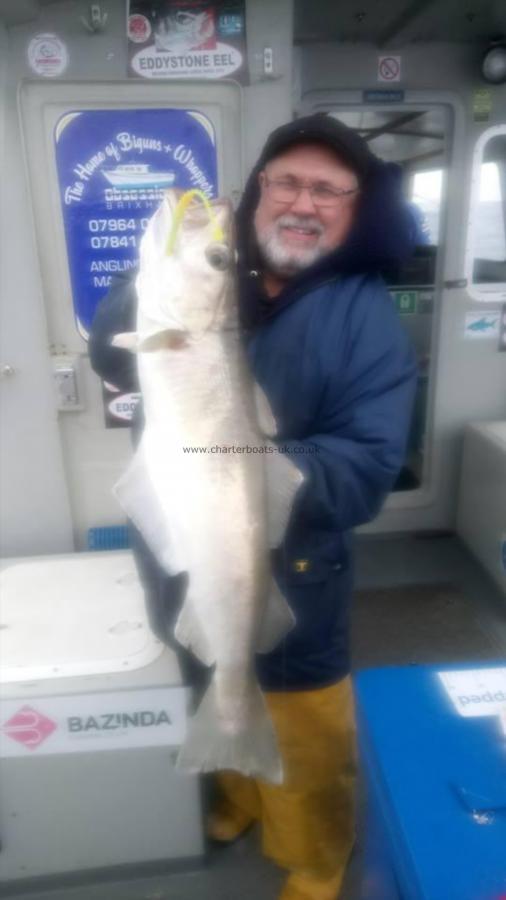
[166,188,225,255]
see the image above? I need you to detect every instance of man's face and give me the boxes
[253,143,360,278]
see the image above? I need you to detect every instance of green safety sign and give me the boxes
[473,88,492,123]
[391,290,418,315]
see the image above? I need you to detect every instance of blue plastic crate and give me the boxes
[355,663,506,900]
[87,525,131,551]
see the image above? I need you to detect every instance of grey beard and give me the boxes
[256,215,327,278]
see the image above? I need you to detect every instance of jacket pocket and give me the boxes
[274,532,349,585]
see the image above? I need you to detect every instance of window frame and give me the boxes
[465,124,506,303]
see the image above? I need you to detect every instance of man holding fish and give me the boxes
[90,113,417,900]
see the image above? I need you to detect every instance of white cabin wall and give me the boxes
[0,0,143,559]
[299,42,482,93]
[297,42,506,533]
[0,23,7,185]
[0,17,75,558]
[244,0,294,169]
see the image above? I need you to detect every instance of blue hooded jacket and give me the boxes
[89,114,418,691]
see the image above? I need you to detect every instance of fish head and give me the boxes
[137,190,237,340]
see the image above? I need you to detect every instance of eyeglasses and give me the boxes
[263,176,359,209]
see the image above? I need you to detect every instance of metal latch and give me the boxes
[444,278,468,289]
[52,355,83,411]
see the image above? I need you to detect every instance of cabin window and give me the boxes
[410,169,443,244]
[474,162,505,262]
[466,126,506,301]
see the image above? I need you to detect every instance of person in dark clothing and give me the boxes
[89,113,417,900]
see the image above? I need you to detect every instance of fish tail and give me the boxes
[176,678,283,785]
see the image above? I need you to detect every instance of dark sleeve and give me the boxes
[88,273,139,393]
[279,282,418,532]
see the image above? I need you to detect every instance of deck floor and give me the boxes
[2,535,505,900]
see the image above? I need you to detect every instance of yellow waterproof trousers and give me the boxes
[213,676,357,900]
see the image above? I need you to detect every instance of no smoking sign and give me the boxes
[378,55,401,82]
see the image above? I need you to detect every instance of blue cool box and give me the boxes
[354,663,506,900]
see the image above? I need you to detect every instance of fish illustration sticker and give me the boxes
[464,311,500,339]
[128,1,248,82]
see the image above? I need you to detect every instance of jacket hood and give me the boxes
[236,113,415,288]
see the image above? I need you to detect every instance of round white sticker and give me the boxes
[128,15,152,44]
[28,34,68,78]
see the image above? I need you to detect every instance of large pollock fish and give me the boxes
[112,189,303,783]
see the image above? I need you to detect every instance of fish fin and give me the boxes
[113,442,185,576]
[138,330,188,352]
[111,332,140,352]
[254,383,278,438]
[265,444,305,547]
[256,576,295,653]
[177,679,283,785]
[174,598,215,666]
[111,330,187,353]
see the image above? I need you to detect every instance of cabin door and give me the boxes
[19,80,242,549]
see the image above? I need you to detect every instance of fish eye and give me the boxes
[205,243,231,271]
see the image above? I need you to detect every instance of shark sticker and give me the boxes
[464,311,500,339]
